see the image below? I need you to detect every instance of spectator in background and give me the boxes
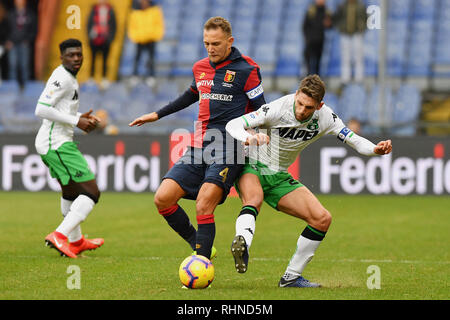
[93,109,119,135]
[347,118,361,135]
[302,0,332,76]
[128,0,164,87]
[5,0,37,87]
[87,0,117,90]
[0,2,8,83]
[333,0,367,84]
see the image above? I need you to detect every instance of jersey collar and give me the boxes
[209,47,241,69]
[62,65,78,78]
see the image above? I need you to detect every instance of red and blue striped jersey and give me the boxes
[189,47,266,147]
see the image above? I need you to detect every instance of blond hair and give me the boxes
[298,74,326,103]
[204,16,232,37]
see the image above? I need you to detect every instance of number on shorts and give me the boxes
[219,167,229,183]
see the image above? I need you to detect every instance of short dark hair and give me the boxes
[298,74,326,103]
[59,39,82,54]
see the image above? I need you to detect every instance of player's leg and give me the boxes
[194,182,223,260]
[276,186,331,287]
[42,142,100,257]
[235,173,263,247]
[231,172,264,273]
[154,178,197,250]
[195,161,243,260]
[59,180,82,243]
[51,179,103,255]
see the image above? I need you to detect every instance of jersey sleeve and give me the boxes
[323,106,376,156]
[225,103,279,143]
[243,66,264,106]
[241,102,280,129]
[189,77,199,95]
[37,76,69,108]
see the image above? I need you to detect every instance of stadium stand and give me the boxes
[1,0,448,136]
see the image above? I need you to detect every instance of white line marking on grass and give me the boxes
[252,257,450,265]
[14,255,450,265]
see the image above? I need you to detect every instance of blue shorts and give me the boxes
[163,147,244,204]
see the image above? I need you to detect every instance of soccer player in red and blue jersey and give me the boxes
[129,17,266,260]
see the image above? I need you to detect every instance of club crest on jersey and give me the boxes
[224,70,235,83]
[307,119,319,130]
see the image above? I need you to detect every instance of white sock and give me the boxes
[285,235,322,278]
[60,198,82,243]
[235,213,256,249]
[56,195,95,237]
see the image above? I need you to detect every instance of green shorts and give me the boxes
[235,159,304,210]
[40,141,95,186]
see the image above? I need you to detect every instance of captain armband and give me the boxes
[337,127,354,143]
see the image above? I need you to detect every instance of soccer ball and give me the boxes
[179,255,215,289]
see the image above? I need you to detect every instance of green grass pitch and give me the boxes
[0,191,448,300]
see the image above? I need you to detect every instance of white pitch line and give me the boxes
[252,257,450,265]
[12,255,450,265]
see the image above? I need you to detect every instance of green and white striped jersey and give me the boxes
[35,65,81,155]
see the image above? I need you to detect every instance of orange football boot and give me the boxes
[69,236,104,255]
[45,231,78,258]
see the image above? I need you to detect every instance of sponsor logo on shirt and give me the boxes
[200,92,233,102]
[278,127,319,141]
[197,80,214,88]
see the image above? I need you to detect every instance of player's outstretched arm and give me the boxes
[129,112,159,127]
[373,139,392,155]
[344,132,392,156]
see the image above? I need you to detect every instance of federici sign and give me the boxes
[0,134,448,195]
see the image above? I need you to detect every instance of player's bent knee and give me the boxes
[243,199,263,212]
[154,190,177,210]
[318,209,332,230]
[309,208,332,231]
[195,200,213,216]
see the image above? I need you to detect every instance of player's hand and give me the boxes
[129,112,159,127]
[245,133,270,146]
[374,139,392,155]
[77,109,98,133]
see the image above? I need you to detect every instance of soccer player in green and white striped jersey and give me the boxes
[35,39,104,258]
[226,75,392,287]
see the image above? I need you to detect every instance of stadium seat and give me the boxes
[23,81,45,99]
[0,80,20,95]
[232,19,256,42]
[322,30,341,77]
[208,0,233,19]
[275,41,302,77]
[161,0,182,41]
[338,83,367,123]
[387,19,408,76]
[364,29,379,77]
[388,0,412,19]
[391,84,421,136]
[365,84,394,135]
[405,20,433,76]
[264,91,284,104]
[323,92,340,116]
